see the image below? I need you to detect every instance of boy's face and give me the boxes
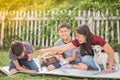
[58,28,71,40]
[18,51,25,59]
[18,47,26,59]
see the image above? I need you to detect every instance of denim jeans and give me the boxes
[9,59,39,72]
[52,61,79,69]
[82,55,104,70]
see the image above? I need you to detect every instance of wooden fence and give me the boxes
[0,10,120,48]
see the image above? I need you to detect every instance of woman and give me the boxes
[38,24,114,73]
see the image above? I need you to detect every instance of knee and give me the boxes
[29,60,39,72]
[34,67,39,72]
[30,66,39,72]
[82,55,93,64]
[47,65,55,71]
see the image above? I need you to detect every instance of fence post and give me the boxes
[0,12,5,48]
[88,10,94,33]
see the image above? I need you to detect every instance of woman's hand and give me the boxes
[35,49,50,54]
[102,68,112,73]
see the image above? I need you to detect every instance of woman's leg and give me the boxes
[71,63,88,70]
[82,55,103,70]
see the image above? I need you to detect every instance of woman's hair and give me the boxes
[58,22,71,31]
[76,24,94,56]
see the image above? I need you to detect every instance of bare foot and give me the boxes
[78,63,88,70]
[71,63,88,70]
[9,69,18,75]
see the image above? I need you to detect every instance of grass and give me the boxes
[0,50,118,80]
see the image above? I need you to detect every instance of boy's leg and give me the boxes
[9,61,18,74]
[9,61,16,70]
[47,62,61,71]
[82,55,104,70]
[47,65,55,71]
[69,61,80,65]
[19,59,39,72]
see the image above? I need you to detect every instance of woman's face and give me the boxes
[75,32,86,44]
[58,28,71,40]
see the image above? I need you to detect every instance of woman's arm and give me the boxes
[102,43,114,72]
[65,52,77,62]
[37,42,76,54]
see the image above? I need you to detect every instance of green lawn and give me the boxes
[0,50,117,80]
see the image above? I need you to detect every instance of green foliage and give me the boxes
[0,0,120,50]
[1,0,120,11]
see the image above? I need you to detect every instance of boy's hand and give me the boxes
[27,54,32,61]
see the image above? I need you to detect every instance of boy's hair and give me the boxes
[10,40,24,56]
[58,22,71,31]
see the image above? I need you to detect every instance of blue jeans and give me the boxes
[52,61,79,69]
[82,55,104,70]
[9,59,39,72]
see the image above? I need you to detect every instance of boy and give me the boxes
[47,23,81,70]
[9,40,38,74]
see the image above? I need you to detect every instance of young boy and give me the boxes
[9,40,39,74]
[47,23,81,70]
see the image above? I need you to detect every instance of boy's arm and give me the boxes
[65,52,77,62]
[13,60,26,71]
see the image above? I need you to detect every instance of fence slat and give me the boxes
[96,11,100,35]
[105,9,109,42]
[38,11,41,46]
[34,11,37,46]
[116,10,120,43]
[0,10,120,48]
[0,11,5,47]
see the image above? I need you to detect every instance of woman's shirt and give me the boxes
[72,35,106,47]
[71,35,106,56]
